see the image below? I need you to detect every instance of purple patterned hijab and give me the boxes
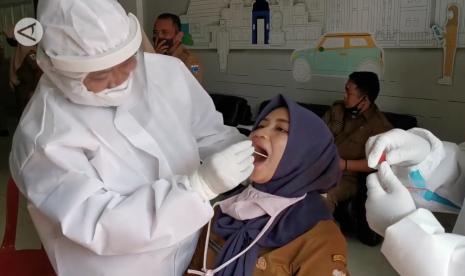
[212,95,341,276]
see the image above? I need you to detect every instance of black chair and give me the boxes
[210,93,252,127]
[384,111,418,130]
[258,100,330,118]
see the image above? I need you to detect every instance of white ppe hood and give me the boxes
[36,0,142,107]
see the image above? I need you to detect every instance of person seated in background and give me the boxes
[11,45,42,114]
[3,26,20,90]
[153,13,203,83]
[3,26,42,115]
[322,71,392,244]
[323,72,392,209]
[188,95,348,276]
[0,43,9,137]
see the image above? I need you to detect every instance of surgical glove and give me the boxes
[190,140,254,200]
[366,128,431,169]
[366,162,416,236]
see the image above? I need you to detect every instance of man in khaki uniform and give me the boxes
[153,13,203,84]
[323,72,392,212]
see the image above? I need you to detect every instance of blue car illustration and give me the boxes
[291,33,384,82]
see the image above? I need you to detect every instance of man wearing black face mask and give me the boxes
[322,72,392,242]
[153,13,203,83]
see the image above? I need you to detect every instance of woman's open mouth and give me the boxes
[253,144,269,164]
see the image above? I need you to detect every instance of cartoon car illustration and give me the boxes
[291,33,384,82]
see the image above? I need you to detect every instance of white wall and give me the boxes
[118,0,144,28]
[118,0,137,14]
[141,0,465,143]
[199,48,465,143]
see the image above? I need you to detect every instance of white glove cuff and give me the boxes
[190,171,218,201]
[382,208,457,276]
[407,128,445,179]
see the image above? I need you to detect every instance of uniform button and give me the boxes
[256,257,267,270]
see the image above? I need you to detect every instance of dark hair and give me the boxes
[156,13,181,32]
[349,71,380,103]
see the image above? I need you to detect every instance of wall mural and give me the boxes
[180,0,463,77]
[291,33,384,82]
[432,3,460,85]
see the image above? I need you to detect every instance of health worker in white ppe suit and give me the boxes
[365,128,465,276]
[9,1,255,275]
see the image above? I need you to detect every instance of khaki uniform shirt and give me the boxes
[189,220,349,276]
[323,101,393,191]
[172,45,203,84]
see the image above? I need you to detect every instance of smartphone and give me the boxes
[157,39,173,50]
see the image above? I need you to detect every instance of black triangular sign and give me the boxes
[17,22,36,42]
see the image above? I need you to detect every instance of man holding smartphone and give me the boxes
[153,13,203,83]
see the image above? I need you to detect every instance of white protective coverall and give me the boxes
[9,1,252,275]
[365,128,465,276]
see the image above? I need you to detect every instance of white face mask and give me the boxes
[218,185,305,220]
[37,47,138,108]
[67,74,134,107]
[88,75,133,106]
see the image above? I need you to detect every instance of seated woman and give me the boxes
[188,95,348,276]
